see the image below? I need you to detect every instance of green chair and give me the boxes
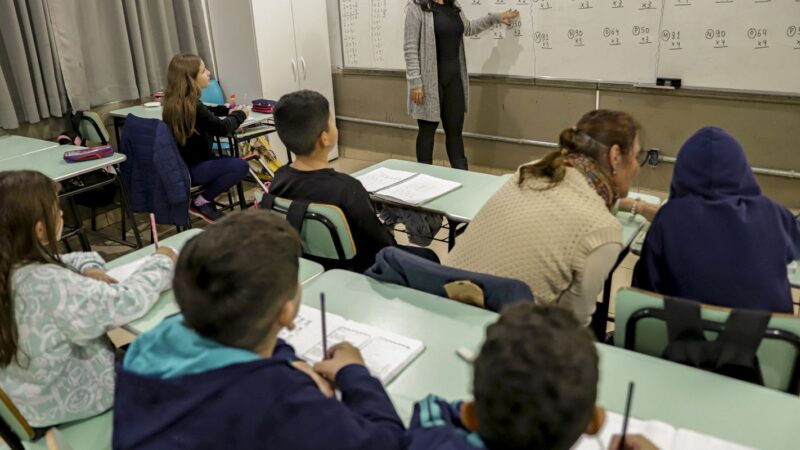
[0,386,112,450]
[615,288,800,394]
[257,193,356,263]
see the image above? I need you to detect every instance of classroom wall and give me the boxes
[332,71,800,209]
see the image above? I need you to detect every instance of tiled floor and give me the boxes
[84,153,799,340]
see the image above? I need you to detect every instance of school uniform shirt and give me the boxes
[177,102,245,167]
[269,165,397,272]
[403,395,486,450]
[113,315,405,450]
[633,127,800,312]
[0,252,172,427]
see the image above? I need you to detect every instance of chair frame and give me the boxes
[624,306,800,394]
[265,201,349,261]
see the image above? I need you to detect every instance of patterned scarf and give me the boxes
[563,152,619,210]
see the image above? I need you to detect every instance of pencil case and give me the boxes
[63,145,115,163]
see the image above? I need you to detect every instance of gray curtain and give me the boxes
[0,0,68,129]
[48,0,215,111]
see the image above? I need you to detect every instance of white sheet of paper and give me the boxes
[374,173,461,206]
[355,167,417,193]
[278,305,425,384]
[106,259,148,282]
[789,261,798,273]
[571,411,752,450]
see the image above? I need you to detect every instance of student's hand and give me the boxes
[499,9,519,27]
[81,268,118,284]
[154,246,178,263]
[312,342,366,381]
[231,105,250,118]
[609,435,660,450]
[292,360,335,398]
[410,87,424,105]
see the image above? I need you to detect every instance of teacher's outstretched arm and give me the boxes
[460,7,519,37]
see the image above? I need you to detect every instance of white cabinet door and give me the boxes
[251,0,300,162]
[291,0,339,160]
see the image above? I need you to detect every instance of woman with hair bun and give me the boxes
[445,110,656,325]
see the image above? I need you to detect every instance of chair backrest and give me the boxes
[119,115,192,226]
[258,193,357,261]
[77,111,110,146]
[615,288,800,394]
[0,385,34,444]
[200,79,225,105]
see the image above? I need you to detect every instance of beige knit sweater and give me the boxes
[445,167,622,315]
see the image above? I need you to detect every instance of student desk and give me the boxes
[108,104,275,159]
[590,192,662,339]
[114,229,325,335]
[0,138,142,250]
[302,269,800,450]
[0,135,60,161]
[350,159,513,250]
[109,104,275,209]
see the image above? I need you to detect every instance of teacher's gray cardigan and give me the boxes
[403,0,501,122]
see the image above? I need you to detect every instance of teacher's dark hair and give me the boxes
[518,109,640,187]
[415,0,460,12]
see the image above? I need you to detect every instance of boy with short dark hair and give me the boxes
[268,90,426,272]
[113,210,405,450]
[404,303,655,450]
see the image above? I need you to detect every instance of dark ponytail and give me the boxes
[518,110,641,187]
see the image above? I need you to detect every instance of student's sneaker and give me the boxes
[189,203,224,224]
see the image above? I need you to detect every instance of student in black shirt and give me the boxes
[163,54,249,223]
[268,90,437,272]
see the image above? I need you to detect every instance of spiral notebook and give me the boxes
[356,167,461,206]
[278,305,425,384]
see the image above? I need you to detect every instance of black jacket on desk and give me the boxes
[269,165,397,272]
[178,102,246,167]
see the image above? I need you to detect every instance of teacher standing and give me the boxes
[404,0,518,170]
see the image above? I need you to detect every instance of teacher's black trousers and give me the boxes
[416,75,467,170]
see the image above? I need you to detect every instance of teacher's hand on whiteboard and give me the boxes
[410,87,424,105]
[499,9,519,27]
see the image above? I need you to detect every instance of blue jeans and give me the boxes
[189,157,249,200]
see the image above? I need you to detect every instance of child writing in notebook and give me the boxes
[404,303,656,450]
[113,210,405,450]
[267,89,438,272]
[163,53,250,223]
[0,170,176,429]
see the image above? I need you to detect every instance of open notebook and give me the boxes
[356,167,461,206]
[106,255,175,289]
[278,305,425,384]
[571,411,753,450]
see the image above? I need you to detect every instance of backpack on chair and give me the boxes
[57,111,118,208]
[661,296,771,385]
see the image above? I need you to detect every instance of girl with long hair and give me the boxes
[163,54,250,223]
[0,170,176,427]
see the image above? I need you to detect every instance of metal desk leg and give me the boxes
[113,165,143,248]
[590,248,630,341]
[65,197,92,251]
[447,218,458,251]
[230,135,247,210]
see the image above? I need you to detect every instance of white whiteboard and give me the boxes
[337,0,800,94]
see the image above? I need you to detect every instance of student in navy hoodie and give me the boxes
[633,127,800,313]
[403,303,656,450]
[113,210,405,450]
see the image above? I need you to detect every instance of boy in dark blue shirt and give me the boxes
[113,210,404,450]
[404,303,656,450]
